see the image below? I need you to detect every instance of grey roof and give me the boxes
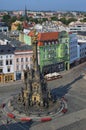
[0,32,11,41]
[15,45,32,51]
[0,45,15,55]
[9,39,21,48]
[0,32,32,52]
[0,22,7,27]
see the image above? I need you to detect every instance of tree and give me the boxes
[81,18,86,22]
[2,14,11,23]
[51,16,58,21]
[59,17,77,25]
[17,24,22,31]
[2,14,11,29]
[10,16,17,23]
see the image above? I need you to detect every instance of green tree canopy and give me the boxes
[59,17,77,25]
[17,24,22,31]
[2,14,11,23]
[51,16,58,21]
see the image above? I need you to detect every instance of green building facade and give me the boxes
[24,34,31,45]
[57,31,70,70]
[19,32,31,45]
[38,31,70,74]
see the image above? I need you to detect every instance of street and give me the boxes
[0,62,86,130]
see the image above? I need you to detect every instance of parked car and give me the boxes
[44,72,62,81]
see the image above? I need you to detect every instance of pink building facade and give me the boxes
[14,50,33,80]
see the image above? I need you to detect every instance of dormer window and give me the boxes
[8,50,11,52]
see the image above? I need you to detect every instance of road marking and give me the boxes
[30,108,86,130]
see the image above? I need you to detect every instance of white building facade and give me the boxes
[0,45,15,83]
[69,33,78,64]
[78,40,86,62]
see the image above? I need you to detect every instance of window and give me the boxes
[44,42,47,46]
[8,50,11,52]
[26,58,28,62]
[58,64,61,69]
[21,58,23,62]
[7,67,10,72]
[48,42,51,45]
[30,57,32,61]
[21,65,23,70]
[26,64,28,69]
[10,60,12,65]
[52,41,54,44]
[48,54,51,58]
[5,76,7,82]
[0,60,3,66]
[16,65,19,71]
[0,69,3,73]
[0,56,2,59]
[16,58,19,62]
[6,60,8,65]
[10,75,12,80]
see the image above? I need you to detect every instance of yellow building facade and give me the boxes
[11,20,22,31]
[0,73,14,83]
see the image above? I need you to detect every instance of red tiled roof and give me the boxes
[38,42,43,46]
[28,30,35,37]
[38,32,59,41]
[28,31,59,46]
[22,21,28,28]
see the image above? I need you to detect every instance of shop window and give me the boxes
[0,76,1,82]
[5,76,8,82]
[10,75,12,80]
[8,75,10,81]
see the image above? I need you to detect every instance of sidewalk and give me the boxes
[0,80,23,87]
[60,62,86,75]
[0,62,86,87]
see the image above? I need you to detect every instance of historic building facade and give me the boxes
[37,32,65,75]
[0,45,15,83]
[69,33,78,67]
[57,31,70,70]
[14,45,33,80]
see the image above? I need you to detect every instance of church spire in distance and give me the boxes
[25,5,28,21]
